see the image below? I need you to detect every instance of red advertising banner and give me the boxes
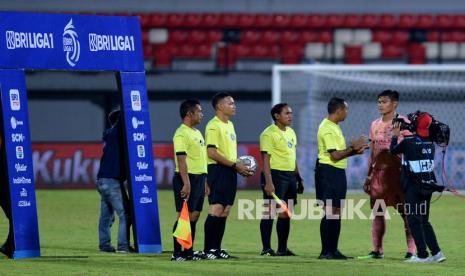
[32,143,262,189]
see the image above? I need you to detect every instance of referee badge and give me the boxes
[230,133,236,141]
[288,141,293,148]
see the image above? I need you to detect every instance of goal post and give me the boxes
[272,64,465,191]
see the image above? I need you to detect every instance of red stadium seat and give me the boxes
[319,31,333,43]
[417,14,435,28]
[142,31,149,44]
[299,31,320,43]
[195,44,212,58]
[143,44,152,57]
[138,14,151,28]
[437,15,453,28]
[184,13,203,27]
[203,13,220,28]
[149,13,167,27]
[262,31,280,45]
[427,31,440,41]
[241,30,261,45]
[372,30,392,44]
[251,45,270,57]
[273,14,291,28]
[188,30,207,44]
[153,45,174,66]
[168,30,188,43]
[281,46,303,64]
[255,14,273,28]
[234,44,251,57]
[237,14,256,28]
[379,14,397,28]
[206,30,222,43]
[391,31,409,45]
[382,45,404,59]
[167,13,185,28]
[399,14,417,28]
[360,14,380,28]
[344,14,362,28]
[344,45,363,64]
[327,14,344,28]
[219,13,238,28]
[408,43,426,64]
[281,31,299,44]
[444,31,465,42]
[307,14,326,28]
[290,14,308,28]
[178,44,195,57]
[453,15,465,28]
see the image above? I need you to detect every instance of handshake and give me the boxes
[350,135,370,155]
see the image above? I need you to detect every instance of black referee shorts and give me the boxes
[314,161,347,208]
[207,164,237,206]
[261,170,297,205]
[172,173,206,212]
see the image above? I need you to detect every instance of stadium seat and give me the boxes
[281,31,299,44]
[379,14,397,28]
[299,31,320,43]
[184,13,203,27]
[444,31,465,42]
[458,43,465,59]
[188,30,207,44]
[206,30,222,43]
[241,30,261,45]
[327,14,344,28]
[255,14,273,28]
[353,29,372,44]
[423,42,439,59]
[344,14,362,28]
[319,31,333,43]
[360,14,380,28]
[195,44,212,58]
[168,30,188,43]
[417,14,435,28]
[382,44,404,59]
[391,31,410,45]
[143,44,152,57]
[334,29,353,44]
[203,13,220,28]
[149,13,167,27]
[290,14,308,28]
[142,30,149,44]
[408,43,426,64]
[453,15,465,29]
[399,14,417,28]
[138,14,151,28]
[167,13,185,28]
[153,45,173,67]
[272,14,291,28]
[344,45,363,64]
[281,46,303,64]
[178,44,195,57]
[363,43,382,59]
[149,29,168,44]
[237,14,256,28]
[427,31,440,41]
[440,42,459,59]
[307,14,326,28]
[437,15,453,28]
[219,13,239,27]
[305,43,326,59]
[262,30,280,45]
[372,30,392,44]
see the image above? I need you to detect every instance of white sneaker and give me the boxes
[429,251,446,263]
[404,256,433,263]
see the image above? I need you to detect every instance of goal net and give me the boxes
[272,64,465,190]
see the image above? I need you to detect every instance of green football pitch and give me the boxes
[0,190,464,275]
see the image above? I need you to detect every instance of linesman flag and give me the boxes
[173,200,192,249]
[271,192,292,218]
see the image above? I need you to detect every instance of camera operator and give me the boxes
[390,112,446,264]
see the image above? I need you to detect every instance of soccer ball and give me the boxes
[237,155,258,174]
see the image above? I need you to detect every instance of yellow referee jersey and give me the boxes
[173,124,207,174]
[317,118,348,169]
[205,116,237,165]
[260,124,297,171]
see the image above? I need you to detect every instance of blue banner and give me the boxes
[0,11,143,72]
[0,69,40,259]
[120,72,162,253]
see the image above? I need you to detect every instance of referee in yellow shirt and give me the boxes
[203,92,252,259]
[315,97,368,260]
[171,99,208,261]
[259,103,304,257]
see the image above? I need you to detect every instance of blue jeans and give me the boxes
[96,178,128,251]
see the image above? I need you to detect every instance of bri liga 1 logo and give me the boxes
[63,19,80,67]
